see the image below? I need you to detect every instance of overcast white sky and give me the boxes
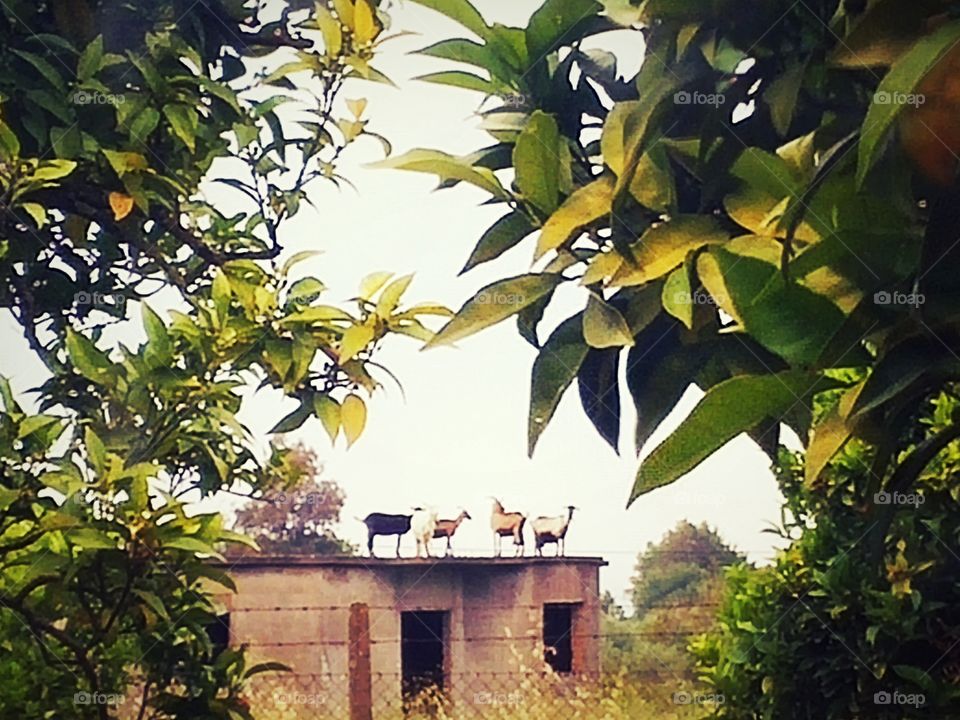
[1,0,789,606]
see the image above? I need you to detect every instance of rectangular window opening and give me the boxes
[543,603,575,673]
[401,610,447,708]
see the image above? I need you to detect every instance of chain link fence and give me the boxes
[243,670,721,719]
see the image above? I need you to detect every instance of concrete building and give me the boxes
[211,555,606,715]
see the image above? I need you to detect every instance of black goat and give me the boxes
[359,513,412,557]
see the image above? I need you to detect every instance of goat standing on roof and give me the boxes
[531,506,577,557]
[358,513,411,557]
[410,508,439,558]
[490,498,526,557]
[432,510,471,556]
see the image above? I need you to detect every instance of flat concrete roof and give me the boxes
[217,555,608,569]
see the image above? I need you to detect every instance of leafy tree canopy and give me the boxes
[231,443,356,555]
[0,1,447,717]
[387,0,960,511]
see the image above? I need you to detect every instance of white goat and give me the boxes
[410,507,439,558]
[531,506,577,556]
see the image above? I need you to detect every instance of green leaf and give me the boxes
[133,589,170,620]
[584,293,634,348]
[765,62,805,137]
[164,536,225,560]
[0,487,19,513]
[370,149,509,199]
[526,0,602,61]
[426,273,564,348]
[414,71,495,94]
[529,315,589,456]
[696,246,847,367]
[631,371,823,501]
[857,20,960,186]
[805,380,865,486]
[142,304,172,363]
[129,107,161,142]
[31,160,77,181]
[286,277,326,305]
[163,103,199,152]
[66,329,114,383]
[68,528,118,550]
[102,149,148,176]
[536,175,614,259]
[16,414,61,440]
[20,203,47,228]
[84,427,106,472]
[269,403,312,434]
[11,49,66,92]
[612,216,728,286]
[662,266,694,329]
[339,323,375,362]
[462,211,536,273]
[409,0,490,39]
[314,395,341,443]
[579,347,621,452]
[77,35,105,80]
[376,274,414,316]
[514,111,562,216]
[341,394,367,447]
[0,120,20,161]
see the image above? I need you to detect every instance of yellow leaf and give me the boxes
[353,0,378,43]
[536,176,614,260]
[611,216,728,287]
[359,271,393,300]
[341,394,367,447]
[315,4,342,57]
[339,322,375,362]
[583,293,635,348]
[346,98,367,118]
[109,192,135,221]
[375,273,413,317]
[332,0,354,27]
[313,395,341,443]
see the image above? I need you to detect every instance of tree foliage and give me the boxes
[0,1,445,717]
[694,392,960,717]
[231,443,356,555]
[603,521,740,680]
[390,0,960,508]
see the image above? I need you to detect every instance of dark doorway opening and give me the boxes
[206,613,230,658]
[543,604,575,673]
[401,610,446,708]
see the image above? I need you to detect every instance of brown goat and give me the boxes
[432,510,472,555]
[490,498,526,557]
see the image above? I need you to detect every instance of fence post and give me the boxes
[349,602,373,720]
